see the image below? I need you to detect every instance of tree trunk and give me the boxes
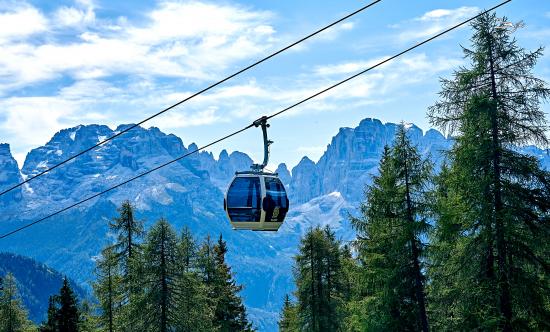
[488,42,512,332]
[108,268,114,332]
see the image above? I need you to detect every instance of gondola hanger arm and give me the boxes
[251,116,273,172]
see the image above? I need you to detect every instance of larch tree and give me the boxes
[0,273,34,332]
[278,294,299,332]
[351,126,432,332]
[93,246,122,332]
[109,200,144,328]
[428,13,550,331]
[174,227,214,332]
[211,235,254,332]
[294,226,345,332]
[141,219,180,332]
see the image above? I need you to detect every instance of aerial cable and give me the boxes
[0,0,511,240]
[0,0,383,199]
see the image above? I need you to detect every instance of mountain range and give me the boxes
[1,117,548,331]
[0,252,87,324]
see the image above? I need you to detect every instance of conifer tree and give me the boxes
[278,295,299,332]
[294,226,345,332]
[42,278,80,332]
[428,13,550,331]
[42,296,58,332]
[0,273,34,332]
[93,246,122,332]
[78,300,98,332]
[174,227,214,332]
[57,278,80,332]
[211,235,254,332]
[141,219,180,332]
[109,200,144,328]
[197,235,216,287]
[351,126,432,332]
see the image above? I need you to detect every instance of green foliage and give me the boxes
[140,219,180,332]
[208,235,254,332]
[428,12,550,331]
[0,273,35,332]
[107,200,144,330]
[175,227,214,332]
[293,226,346,332]
[93,246,122,332]
[41,278,80,332]
[278,295,299,332]
[351,126,432,331]
[91,202,252,332]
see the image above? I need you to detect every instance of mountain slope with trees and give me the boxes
[0,253,87,324]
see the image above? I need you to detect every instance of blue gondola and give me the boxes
[224,117,289,231]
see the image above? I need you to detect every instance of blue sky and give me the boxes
[0,0,549,170]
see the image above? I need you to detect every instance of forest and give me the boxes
[1,12,549,332]
[1,200,254,331]
[279,13,550,332]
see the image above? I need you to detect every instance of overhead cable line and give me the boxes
[0,0,383,199]
[0,0,511,240]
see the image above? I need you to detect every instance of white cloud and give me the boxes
[0,4,47,42]
[148,107,224,130]
[317,21,355,41]
[0,96,76,149]
[313,56,389,76]
[54,5,95,28]
[397,6,479,41]
[0,1,276,94]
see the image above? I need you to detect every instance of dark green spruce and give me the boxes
[41,278,80,332]
[351,125,432,331]
[210,235,254,332]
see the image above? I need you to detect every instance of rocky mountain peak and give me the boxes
[0,143,23,204]
[275,163,291,187]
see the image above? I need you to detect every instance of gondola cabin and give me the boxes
[224,171,289,231]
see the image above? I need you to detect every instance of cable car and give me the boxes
[224,116,289,231]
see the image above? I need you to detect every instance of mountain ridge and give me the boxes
[1,117,548,331]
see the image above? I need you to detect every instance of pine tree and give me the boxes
[210,235,254,332]
[42,278,80,332]
[174,227,214,332]
[351,126,432,331]
[57,278,80,332]
[42,296,58,332]
[141,219,180,332]
[294,226,345,332]
[0,273,34,332]
[278,295,299,332]
[93,246,122,332]
[428,13,550,331]
[197,235,216,287]
[109,200,144,329]
[110,201,144,271]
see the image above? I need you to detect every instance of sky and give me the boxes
[0,0,549,170]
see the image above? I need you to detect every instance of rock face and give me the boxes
[0,143,23,205]
[288,118,453,204]
[0,118,547,332]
